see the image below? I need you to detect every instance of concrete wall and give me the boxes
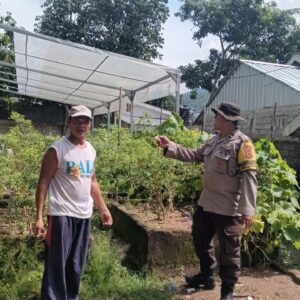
[110,202,197,270]
[274,138,300,181]
[0,120,15,134]
[0,103,66,135]
[0,119,62,135]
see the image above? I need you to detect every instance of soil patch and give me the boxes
[122,203,193,232]
[166,267,300,300]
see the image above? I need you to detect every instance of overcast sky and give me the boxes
[0,0,299,72]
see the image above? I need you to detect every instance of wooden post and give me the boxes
[62,104,69,135]
[250,110,256,137]
[91,108,95,129]
[117,87,122,146]
[118,87,122,128]
[160,98,163,125]
[130,100,134,133]
[270,102,277,140]
[116,87,123,202]
[175,74,180,114]
[107,103,111,130]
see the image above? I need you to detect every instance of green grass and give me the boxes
[0,232,174,300]
[0,236,43,300]
[80,232,173,300]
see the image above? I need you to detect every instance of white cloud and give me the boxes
[0,0,44,30]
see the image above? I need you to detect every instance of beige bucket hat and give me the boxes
[211,102,245,121]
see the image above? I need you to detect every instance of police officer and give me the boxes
[155,102,257,300]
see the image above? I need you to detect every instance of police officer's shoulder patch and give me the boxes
[238,140,256,171]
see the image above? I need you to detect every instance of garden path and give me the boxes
[167,266,300,300]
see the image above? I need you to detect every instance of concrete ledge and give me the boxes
[110,202,198,270]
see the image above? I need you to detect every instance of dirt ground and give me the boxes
[166,266,300,300]
[126,204,300,300]
[123,203,194,231]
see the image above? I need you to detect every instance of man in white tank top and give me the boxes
[34,105,112,300]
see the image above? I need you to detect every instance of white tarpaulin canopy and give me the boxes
[0,24,180,117]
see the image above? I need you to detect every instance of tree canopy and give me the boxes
[176,0,300,98]
[0,11,17,100]
[35,0,169,60]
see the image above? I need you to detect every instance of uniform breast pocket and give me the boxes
[228,157,239,177]
[214,153,230,174]
[203,146,213,164]
[203,146,213,155]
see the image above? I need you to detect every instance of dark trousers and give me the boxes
[41,216,91,300]
[192,206,242,287]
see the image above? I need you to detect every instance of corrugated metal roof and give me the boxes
[201,59,300,136]
[206,59,300,113]
[241,60,300,93]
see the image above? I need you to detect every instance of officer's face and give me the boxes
[214,113,226,131]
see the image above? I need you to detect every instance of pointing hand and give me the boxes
[155,135,171,148]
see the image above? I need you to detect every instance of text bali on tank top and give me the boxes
[47,136,96,218]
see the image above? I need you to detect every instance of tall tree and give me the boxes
[35,0,169,60]
[149,96,176,112]
[0,11,17,101]
[176,0,300,102]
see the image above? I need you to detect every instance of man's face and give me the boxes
[69,116,91,138]
[213,113,227,131]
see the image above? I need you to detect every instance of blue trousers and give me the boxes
[41,216,91,300]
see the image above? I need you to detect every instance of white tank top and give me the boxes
[47,136,96,218]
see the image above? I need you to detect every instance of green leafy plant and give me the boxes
[1,113,299,268]
[242,138,300,266]
[0,112,56,230]
[89,125,203,219]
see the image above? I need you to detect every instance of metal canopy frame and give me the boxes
[0,24,181,125]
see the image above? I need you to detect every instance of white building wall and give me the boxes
[208,63,300,114]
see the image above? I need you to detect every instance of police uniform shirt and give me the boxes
[165,129,257,217]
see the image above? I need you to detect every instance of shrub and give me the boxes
[242,138,300,265]
[1,114,299,267]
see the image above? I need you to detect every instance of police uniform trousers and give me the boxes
[192,206,242,287]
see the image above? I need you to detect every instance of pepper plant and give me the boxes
[89,125,203,219]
